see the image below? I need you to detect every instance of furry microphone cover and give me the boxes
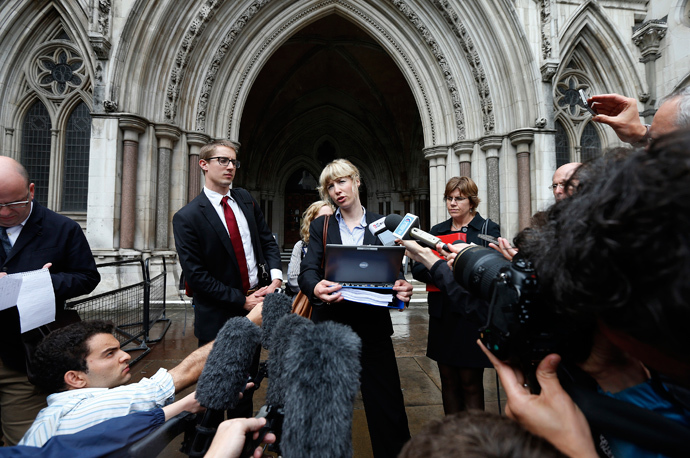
[266,313,314,407]
[261,292,293,350]
[195,316,262,411]
[280,321,362,458]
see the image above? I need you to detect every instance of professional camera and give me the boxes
[451,245,584,384]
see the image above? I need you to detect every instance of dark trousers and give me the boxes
[359,335,411,458]
[198,339,261,419]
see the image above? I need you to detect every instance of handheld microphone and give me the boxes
[261,292,294,351]
[188,316,262,457]
[384,213,450,252]
[280,321,362,458]
[368,216,396,246]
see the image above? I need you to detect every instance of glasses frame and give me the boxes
[0,193,31,209]
[443,196,468,203]
[549,183,566,191]
[207,156,241,169]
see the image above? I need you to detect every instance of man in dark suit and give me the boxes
[172,140,282,417]
[0,156,100,445]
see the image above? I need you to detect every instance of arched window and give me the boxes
[21,101,52,206]
[62,102,91,211]
[580,122,601,162]
[555,120,570,168]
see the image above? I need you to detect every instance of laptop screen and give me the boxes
[324,244,405,284]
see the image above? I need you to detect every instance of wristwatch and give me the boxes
[632,124,651,148]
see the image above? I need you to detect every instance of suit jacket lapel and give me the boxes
[198,193,237,262]
[326,215,342,245]
[6,203,43,264]
[363,212,378,245]
[231,189,261,261]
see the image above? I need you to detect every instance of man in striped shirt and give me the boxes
[17,320,215,447]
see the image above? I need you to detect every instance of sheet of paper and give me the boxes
[9,269,56,333]
[340,287,394,307]
[0,275,23,311]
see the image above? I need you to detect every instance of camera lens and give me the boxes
[452,246,510,301]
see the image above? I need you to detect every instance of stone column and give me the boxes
[154,124,180,250]
[3,128,15,159]
[633,18,667,123]
[377,191,385,215]
[453,141,474,178]
[186,133,210,203]
[479,136,503,225]
[413,189,430,231]
[384,192,392,215]
[509,129,535,231]
[423,146,447,224]
[401,191,411,214]
[261,191,274,229]
[48,129,60,208]
[118,115,147,250]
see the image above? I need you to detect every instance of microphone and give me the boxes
[368,216,396,246]
[187,316,262,457]
[384,213,450,251]
[280,321,362,458]
[261,292,294,351]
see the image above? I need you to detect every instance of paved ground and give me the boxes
[128,280,506,457]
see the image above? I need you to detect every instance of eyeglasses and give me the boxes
[208,157,241,168]
[443,196,468,203]
[0,194,30,209]
[549,183,566,191]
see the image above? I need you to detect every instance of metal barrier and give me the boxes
[66,256,171,365]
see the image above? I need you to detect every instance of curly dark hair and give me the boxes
[32,320,115,394]
[518,131,690,359]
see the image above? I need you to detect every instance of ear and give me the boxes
[199,159,209,173]
[29,182,35,200]
[64,370,89,390]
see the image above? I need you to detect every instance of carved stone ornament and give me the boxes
[535,117,547,128]
[432,0,494,135]
[103,100,118,112]
[28,42,87,98]
[89,34,111,60]
[97,0,112,36]
[632,17,668,63]
[540,60,559,82]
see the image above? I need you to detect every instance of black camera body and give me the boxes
[452,246,572,382]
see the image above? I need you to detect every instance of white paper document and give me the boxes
[0,275,23,311]
[339,287,394,307]
[7,269,56,333]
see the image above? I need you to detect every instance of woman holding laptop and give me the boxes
[298,159,413,458]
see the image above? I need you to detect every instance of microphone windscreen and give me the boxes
[384,213,403,232]
[261,292,293,350]
[195,317,261,411]
[265,314,314,407]
[280,322,362,458]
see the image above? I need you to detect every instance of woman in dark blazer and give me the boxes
[298,159,413,458]
[411,176,500,414]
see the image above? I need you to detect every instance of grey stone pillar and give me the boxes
[48,129,60,209]
[118,115,147,250]
[479,136,503,225]
[453,141,474,178]
[377,191,385,215]
[154,124,180,250]
[509,129,535,231]
[633,18,667,122]
[424,146,447,224]
[3,128,15,159]
[186,133,210,203]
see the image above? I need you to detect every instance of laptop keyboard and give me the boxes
[340,282,395,288]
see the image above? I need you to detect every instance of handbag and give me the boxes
[291,215,329,318]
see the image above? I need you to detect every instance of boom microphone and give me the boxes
[280,321,362,458]
[384,213,449,251]
[261,292,293,351]
[187,316,262,457]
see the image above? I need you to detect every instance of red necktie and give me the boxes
[221,196,251,293]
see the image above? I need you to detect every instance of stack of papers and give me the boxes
[340,287,394,307]
[0,268,56,332]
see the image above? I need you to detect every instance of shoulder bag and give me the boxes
[291,216,329,318]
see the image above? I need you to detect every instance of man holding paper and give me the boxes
[0,156,100,445]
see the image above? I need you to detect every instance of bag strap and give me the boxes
[321,216,329,269]
[481,218,490,247]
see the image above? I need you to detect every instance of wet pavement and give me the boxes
[129,280,506,457]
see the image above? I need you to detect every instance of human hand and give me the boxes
[244,292,264,311]
[588,94,647,144]
[442,242,472,270]
[479,341,597,458]
[42,262,52,270]
[0,272,6,279]
[396,239,438,268]
[314,279,342,303]
[162,391,206,421]
[393,279,413,303]
[246,301,263,326]
[204,417,277,458]
[489,237,518,261]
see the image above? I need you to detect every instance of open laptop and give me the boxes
[324,244,405,288]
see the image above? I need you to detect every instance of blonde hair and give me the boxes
[300,200,335,244]
[317,159,361,206]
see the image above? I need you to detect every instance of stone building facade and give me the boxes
[0,0,688,289]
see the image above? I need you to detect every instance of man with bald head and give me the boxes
[0,156,100,445]
[551,162,581,202]
[589,86,690,146]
